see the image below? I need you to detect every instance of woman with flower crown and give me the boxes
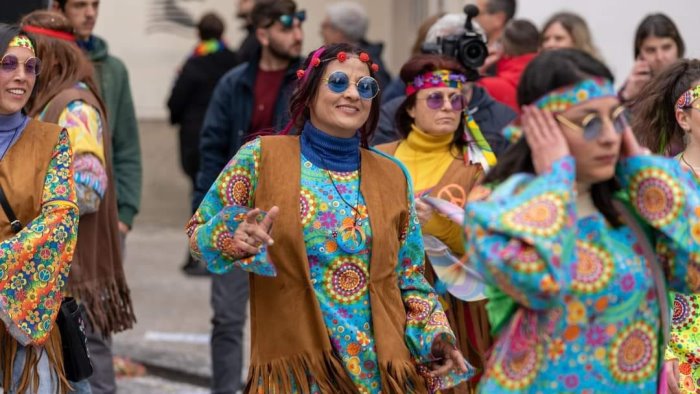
[186,43,474,393]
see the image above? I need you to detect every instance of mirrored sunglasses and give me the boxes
[0,54,41,76]
[277,10,306,28]
[322,70,380,100]
[418,92,467,111]
[556,106,629,140]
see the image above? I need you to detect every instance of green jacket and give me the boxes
[86,35,142,227]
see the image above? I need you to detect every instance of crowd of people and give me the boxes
[1,0,699,393]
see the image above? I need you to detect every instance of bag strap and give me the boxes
[0,183,21,233]
[613,200,670,348]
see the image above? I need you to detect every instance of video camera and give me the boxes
[421,5,488,71]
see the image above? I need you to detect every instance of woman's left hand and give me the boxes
[620,127,650,158]
[415,198,434,225]
[429,335,469,377]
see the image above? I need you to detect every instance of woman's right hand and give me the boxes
[231,206,279,256]
[522,106,570,175]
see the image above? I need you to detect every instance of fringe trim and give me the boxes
[1,325,71,393]
[246,350,359,394]
[244,352,429,394]
[379,359,428,394]
[68,277,136,335]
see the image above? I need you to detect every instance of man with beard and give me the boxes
[192,1,303,392]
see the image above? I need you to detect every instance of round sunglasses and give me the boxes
[417,92,468,111]
[322,71,380,100]
[0,54,41,76]
[555,105,629,140]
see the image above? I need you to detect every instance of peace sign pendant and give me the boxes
[336,218,366,254]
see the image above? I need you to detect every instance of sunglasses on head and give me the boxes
[0,54,41,76]
[268,10,306,28]
[556,105,629,140]
[322,70,380,100]
[417,92,467,111]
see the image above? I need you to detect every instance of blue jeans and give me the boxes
[0,345,56,394]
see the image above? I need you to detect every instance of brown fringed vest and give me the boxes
[247,136,427,394]
[0,120,68,393]
[39,87,136,335]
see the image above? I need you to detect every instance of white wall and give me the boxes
[95,0,699,120]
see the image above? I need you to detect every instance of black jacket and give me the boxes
[372,85,516,156]
[192,55,301,210]
[167,49,238,181]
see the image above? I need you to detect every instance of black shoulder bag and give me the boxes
[0,184,93,382]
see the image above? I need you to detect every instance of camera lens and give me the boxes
[459,39,487,69]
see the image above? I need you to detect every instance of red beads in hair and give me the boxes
[359,52,370,63]
[371,64,379,72]
[296,69,305,79]
[311,57,321,67]
[337,52,348,62]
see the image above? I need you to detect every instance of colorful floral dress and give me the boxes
[188,138,473,393]
[0,129,79,345]
[665,163,700,393]
[464,155,700,393]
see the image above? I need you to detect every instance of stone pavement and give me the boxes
[112,120,249,391]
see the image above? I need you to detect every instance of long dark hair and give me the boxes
[0,23,40,108]
[634,13,685,59]
[395,54,469,155]
[632,59,700,154]
[483,49,623,226]
[281,43,381,148]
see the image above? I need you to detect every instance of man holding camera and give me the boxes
[373,11,516,155]
[475,0,517,75]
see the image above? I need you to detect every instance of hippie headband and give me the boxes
[8,35,35,53]
[502,78,617,144]
[21,25,76,42]
[676,85,700,111]
[533,77,616,112]
[405,70,468,96]
[296,48,380,80]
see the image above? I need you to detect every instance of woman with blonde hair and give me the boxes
[541,12,601,60]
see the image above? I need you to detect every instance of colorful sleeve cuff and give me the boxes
[190,205,277,276]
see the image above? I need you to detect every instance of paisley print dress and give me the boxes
[187,139,474,393]
[464,155,700,393]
